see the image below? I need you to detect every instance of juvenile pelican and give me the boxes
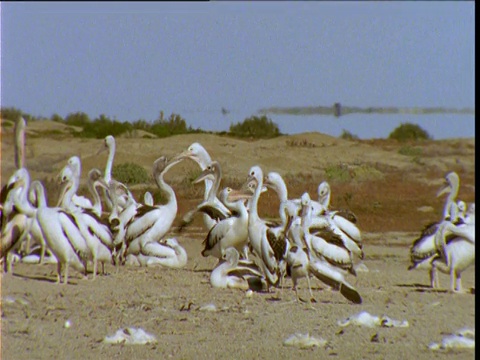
[125,238,188,269]
[210,247,267,291]
[171,143,229,230]
[97,135,137,211]
[116,156,183,261]
[409,172,464,287]
[201,187,251,260]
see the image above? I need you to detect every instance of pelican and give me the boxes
[409,172,464,287]
[317,181,361,248]
[97,135,137,211]
[171,143,229,230]
[57,160,115,279]
[125,238,188,269]
[286,245,315,303]
[143,191,154,206]
[115,156,183,261]
[7,174,88,284]
[430,203,475,292]
[178,161,231,231]
[1,169,46,271]
[244,166,293,289]
[301,192,356,276]
[201,187,251,260]
[210,247,267,291]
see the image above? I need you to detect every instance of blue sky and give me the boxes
[1,2,475,138]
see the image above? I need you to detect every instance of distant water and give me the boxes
[184,111,475,140]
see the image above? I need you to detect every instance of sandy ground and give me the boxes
[0,121,475,359]
[1,231,475,360]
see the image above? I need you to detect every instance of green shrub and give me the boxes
[112,163,150,185]
[151,113,190,138]
[64,112,91,127]
[0,107,23,121]
[398,145,423,157]
[388,122,431,142]
[340,129,359,140]
[229,115,281,138]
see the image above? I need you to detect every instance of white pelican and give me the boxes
[57,161,115,279]
[210,247,267,291]
[244,166,292,289]
[97,135,137,211]
[317,181,361,250]
[178,161,231,232]
[8,174,88,284]
[143,191,154,206]
[430,203,475,292]
[201,187,251,260]
[116,156,183,261]
[409,171,464,287]
[1,170,46,271]
[125,238,188,269]
[301,192,356,276]
[171,143,229,230]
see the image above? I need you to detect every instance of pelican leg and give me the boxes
[305,274,316,303]
[430,263,438,289]
[455,272,463,293]
[39,242,46,265]
[63,263,69,285]
[56,262,62,284]
[92,258,97,280]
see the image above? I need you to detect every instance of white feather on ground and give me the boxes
[429,328,475,350]
[103,327,157,345]
[338,311,409,328]
[283,333,327,349]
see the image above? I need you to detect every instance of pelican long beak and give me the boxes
[193,167,212,184]
[170,149,193,164]
[436,182,451,197]
[56,181,71,207]
[227,188,253,202]
[96,142,109,155]
[94,177,110,191]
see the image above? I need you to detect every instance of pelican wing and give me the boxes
[266,228,287,262]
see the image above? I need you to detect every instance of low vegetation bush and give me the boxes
[388,122,431,142]
[398,145,423,157]
[112,162,150,185]
[229,115,281,138]
[339,129,359,140]
[286,139,316,148]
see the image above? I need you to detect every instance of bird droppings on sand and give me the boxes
[103,327,157,345]
[338,311,409,328]
[283,333,327,349]
[198,303,217,312]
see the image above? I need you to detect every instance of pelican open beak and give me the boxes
[436,181,451,197]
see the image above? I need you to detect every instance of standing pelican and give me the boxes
[409,171,464,287]
[200,187,251,260]
[97,135,137,211]
[171,143,229,230]
[431,203,475,292]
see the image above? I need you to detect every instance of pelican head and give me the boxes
[193,161,221,184]
[171,143,212,168]
[300,192,311,217]
[66,156,82,177]
[246,166,263,184]
[437,171,460,197]
[7,168,30,188]
[263,172,282,189]
[223,247,240,265]
[317,181,330,203]
[88,168,109,190]
[97,135,115,155]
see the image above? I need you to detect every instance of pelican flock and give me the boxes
[1,118,475,307]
